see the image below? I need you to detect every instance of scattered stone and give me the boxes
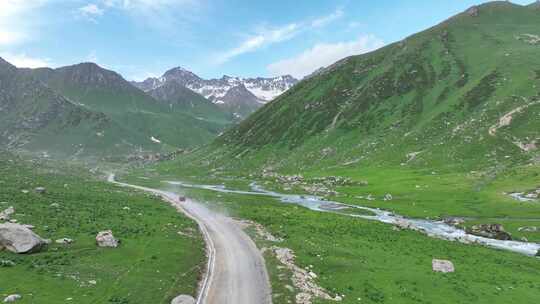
[432,259,455,273]
[88,280,97,285]
[0,223,48,254]
[0,207,15,221]
[50,203,61,208]
[383,194,393,201]
[394,219,413,230]
[3,294,21,302]
[34,187,46,194]
[518,226,538,232]
[170,295,195,304]
[20,190,29,194]
[0,259,15,267]
[468,224,512,240]
[443,217,465,227]
[272,246,342,304]
[96,230,119,248]
[55,238,74,245]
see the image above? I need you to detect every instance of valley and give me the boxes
[1,1,540,304]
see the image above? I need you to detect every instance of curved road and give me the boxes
[108,175,271,304]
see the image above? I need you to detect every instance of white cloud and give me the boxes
[216,7,344,64]
[86,50,99,63]
[267,35,385,79]
[78,4,104,21]
[91,0,200,32]
[0,0,48,46]
[0,52,52,68]
[311,8,344,28]
[215,23,299,64]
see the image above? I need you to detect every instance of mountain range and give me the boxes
[0,60,234,160]
[186,1,540,173]
[132,68,298,118]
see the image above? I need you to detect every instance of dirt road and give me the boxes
[108,175,271,304]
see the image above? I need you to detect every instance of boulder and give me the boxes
[0,223,47,254]
[0,207,15,221]
[34,187,46,194]
[432,259,455,273]
[3,294,21,302]
[96,230,119,248]
[468,224,512,240]
[518,226,539,232]
[536,250,540,257]
[443,217,465,227]
[171,295,196,304]
[384,194,393,201]
[55,238,74,245]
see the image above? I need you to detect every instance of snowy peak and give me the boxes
[131,67,298,118]
[132,68,298,103]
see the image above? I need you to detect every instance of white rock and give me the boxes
[3,294,21,302]
[432,259,455,273]
[34,187,46,194]
[170,295,196,304]
[55,238,74,245]
[0,207,15,221]
[96,230,119,248]
[0,223,47,254]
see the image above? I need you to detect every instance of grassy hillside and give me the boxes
[191,2,540,173]
[26,63,232,152]
[0,153,204,303]
[147,80,234,126]
[0,58,156,159]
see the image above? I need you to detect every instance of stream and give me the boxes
[165,180,540,257]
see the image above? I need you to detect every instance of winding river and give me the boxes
[166,180,540,257]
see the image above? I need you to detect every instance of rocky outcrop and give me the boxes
[466,6,479,17]
[170,295,196,304]
[432,259,455,273]
[0,223,47,254]
[96,230,119,248]
[467,224,512,240]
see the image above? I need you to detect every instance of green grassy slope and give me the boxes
[138,1,540,258]
[0,153,204,303]
[147,80,234,125]
[26,63,232,152]
[196,2,540,172]
[0,58,155,159]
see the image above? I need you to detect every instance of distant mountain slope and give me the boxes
[132,67,298,118]
[0,58,151,158]
[147,80,234,124]
[206,2,540,171]
[23,63,232,151]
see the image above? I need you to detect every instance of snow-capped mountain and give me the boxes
[131,67,298,117]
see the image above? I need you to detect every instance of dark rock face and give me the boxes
[468,224,512,240]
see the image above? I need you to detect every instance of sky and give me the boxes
[0,0,535,80]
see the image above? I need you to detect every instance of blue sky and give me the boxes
[0,0,534,80]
